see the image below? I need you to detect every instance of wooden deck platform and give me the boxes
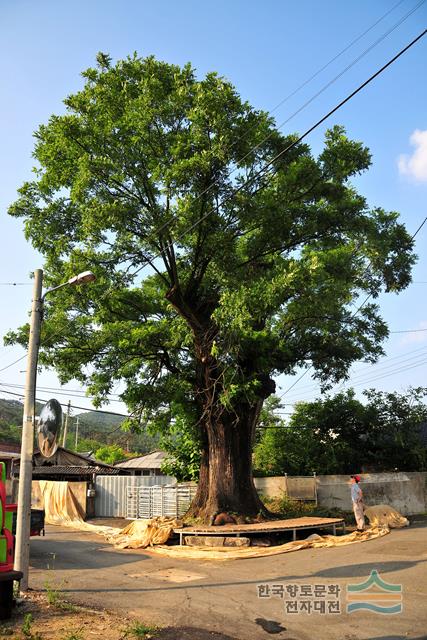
[174,516,345,545]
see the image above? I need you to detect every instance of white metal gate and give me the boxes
[95,475,174,517]
[126,484,198,519]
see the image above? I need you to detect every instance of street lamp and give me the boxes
[14,269,96,590]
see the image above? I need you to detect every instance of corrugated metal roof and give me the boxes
[30,466,123,476]
[115,450,167,469]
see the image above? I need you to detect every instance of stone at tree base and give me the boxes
[185,536,226,547]
[212,513,237,525]
[250,538,272,547]
[224,537,250,547]
[184,536,250,547]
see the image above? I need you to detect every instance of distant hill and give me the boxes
[0,398,44,425]
[0,396,159,453]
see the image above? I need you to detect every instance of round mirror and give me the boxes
[37,398,63,458]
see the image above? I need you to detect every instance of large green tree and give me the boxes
[7,54,415,521]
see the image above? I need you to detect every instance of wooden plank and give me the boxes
[174,516,343,535]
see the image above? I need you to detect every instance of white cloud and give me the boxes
[399,320,427,346]
[398,129,427,182]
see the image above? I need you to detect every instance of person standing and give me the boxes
[350,475,365,531]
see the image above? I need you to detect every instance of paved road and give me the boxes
[28,519,427,640]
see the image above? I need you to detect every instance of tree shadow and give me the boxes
[57,558,426,594]
[30,539,148,570]
[311,559,427,579]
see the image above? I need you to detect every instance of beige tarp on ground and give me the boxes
[104,518,182,548]
[36,480,409,559]
[148,526,390,560]
[364,504,409,528]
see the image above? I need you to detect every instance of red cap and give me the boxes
[352,474,361,482]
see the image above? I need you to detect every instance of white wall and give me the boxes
[254,472,427,515]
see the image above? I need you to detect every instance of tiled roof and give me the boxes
[0,443,21,454]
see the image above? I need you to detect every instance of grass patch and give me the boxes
[123,621,158,638]
[44,581,78,612]
[21,613,43,640]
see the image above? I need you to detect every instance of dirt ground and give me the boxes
[0,593,238,640]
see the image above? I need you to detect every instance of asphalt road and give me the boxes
[28,519,427,640]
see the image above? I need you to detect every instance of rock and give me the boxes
[184,536,226,547]
[224,537,250,547]
[212,513,237,526]
[250,538,272,547]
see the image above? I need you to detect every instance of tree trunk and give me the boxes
[187,405,269,523]
[165,286,272,523]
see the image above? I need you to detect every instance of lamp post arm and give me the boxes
[41,280,70,302]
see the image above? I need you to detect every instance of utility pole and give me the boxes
[62,400,71,448]
[14,269,96,591]
[75,415,80,450]
[14,269,43,590]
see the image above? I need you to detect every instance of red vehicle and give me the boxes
[1,465,23,620]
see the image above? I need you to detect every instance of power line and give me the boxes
[341,357,427,389]
[0,387,130,418]
[0,381,124,403]
[138,0,424,259]
[243,0,426,167]
[2,27,425,400]
[280,343,427,399]
[282,353,427,405]
[0,354,28,373]
[411,215,427,238]
[390,328,427,333]
[149,28,427,270]
[258,0,408,119]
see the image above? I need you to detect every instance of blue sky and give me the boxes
[0,0,426,416]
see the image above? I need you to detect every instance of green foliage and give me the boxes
[44,579,78,613]
[6,53,416,494]
[45,581,62,606]
[254,387,427,475]
[21,614,33,638]
[94,443,129,464]
[123,621,158,638]
[21,614,42,640]
[0,418,21,445]
[160,416,201,481]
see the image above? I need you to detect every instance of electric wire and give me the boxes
[0,387,130,419]
[145,29,427,272]
[132,0,425,259]
[279,211,427,398]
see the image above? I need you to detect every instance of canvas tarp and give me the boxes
[364,504,409,528]
[36,480,409,559]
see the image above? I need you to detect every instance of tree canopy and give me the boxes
[254,388,427,475]
[7,53,416,519]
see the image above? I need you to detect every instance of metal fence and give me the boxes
[126,484,198,519]
[285,474,318,503]
[94,475,174,518]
